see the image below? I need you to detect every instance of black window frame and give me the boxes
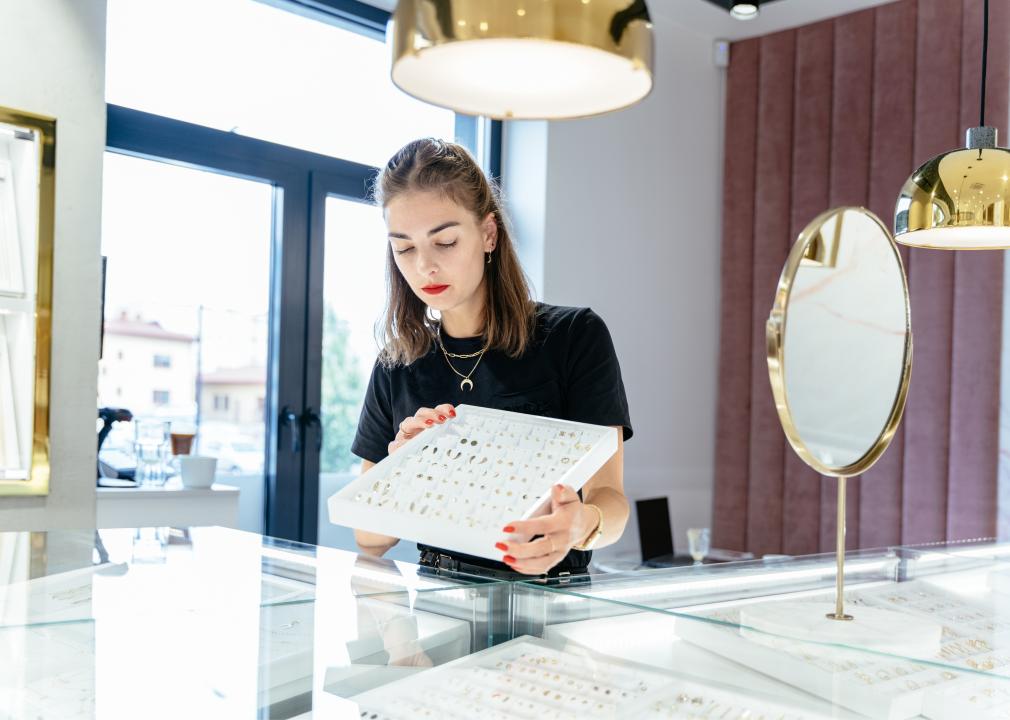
[103,0,501,543]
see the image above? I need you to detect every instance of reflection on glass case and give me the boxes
[6,530,1010,718]
[0,106,54,495]
[519,544,1010,720]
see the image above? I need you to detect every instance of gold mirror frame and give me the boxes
[766,207,912,621]
[766,207,913,478]
[0,107,55,496]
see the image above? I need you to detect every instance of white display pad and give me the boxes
[988,566,1010,597]
[352,635,837,720]
[328,405,618,560]
[643,679,835,719]
[677,579,1010,720]
[351,636,682,719]
[922,676,1010,720]
[542,611,860,717]
[741,602,943,656]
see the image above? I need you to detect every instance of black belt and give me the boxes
[419,550,588,583]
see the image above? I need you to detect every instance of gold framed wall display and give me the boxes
[0,107,55,496]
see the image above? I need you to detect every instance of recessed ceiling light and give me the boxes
[730,0,759,20]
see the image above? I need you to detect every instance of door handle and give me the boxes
[303,407,323,452]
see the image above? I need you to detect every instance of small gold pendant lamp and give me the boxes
[894,0,1010,249]
[389,0,654,120]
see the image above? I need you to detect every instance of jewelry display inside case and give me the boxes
[519,543,1010,720]
[0,106,55,495]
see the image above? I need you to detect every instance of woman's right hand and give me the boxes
[388,403,456,455]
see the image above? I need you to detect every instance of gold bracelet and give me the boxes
[574,503,604,551]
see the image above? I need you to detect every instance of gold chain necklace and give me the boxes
[437,328,488,359]
[437,334,488,391]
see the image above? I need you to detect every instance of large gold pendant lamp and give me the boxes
[389,0,654,120]
[895,0,1010,249]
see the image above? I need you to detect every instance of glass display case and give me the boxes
[4,530,1010,718]
[520,543,1010,719]
[0,527,507,718]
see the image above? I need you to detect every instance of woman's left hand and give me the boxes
[496,484,593,575]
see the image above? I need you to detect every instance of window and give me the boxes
[99,153,272,510]
[106,0,456,168]
[104,0,498,543]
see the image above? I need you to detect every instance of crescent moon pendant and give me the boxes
[460,378,474,392]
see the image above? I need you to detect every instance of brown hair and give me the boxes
[373,138,535,366]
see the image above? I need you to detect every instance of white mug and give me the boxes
[179,456,217,488]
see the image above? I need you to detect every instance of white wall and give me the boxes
[0,0,106,529]
[505,20,725,559]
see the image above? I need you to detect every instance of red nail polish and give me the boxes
[438,415,446,421]
[449,409,456,417]
[425,419,434,425]
[502,526,515,533]
[503,555,516,564]
[495,542,508,552]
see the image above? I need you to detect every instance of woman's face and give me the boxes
[385,190,497,316]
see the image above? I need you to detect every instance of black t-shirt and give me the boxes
[350,303,633,572]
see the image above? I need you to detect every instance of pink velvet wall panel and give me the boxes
[859,0,917,549]
[946,0,1008,540]
[746,29,796,557]
[900,0,962,545]
[714,0,1008,554]
[713,38,760,551]
[783,21,833,556]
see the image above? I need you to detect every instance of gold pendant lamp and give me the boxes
[389,0,655,120]
[895,0,1010,249]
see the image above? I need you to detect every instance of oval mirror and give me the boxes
[766,207,912,478]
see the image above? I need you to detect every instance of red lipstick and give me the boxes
[421,284,449,295]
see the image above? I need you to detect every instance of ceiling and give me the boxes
[648,0,900,40]
[362,1,900,41]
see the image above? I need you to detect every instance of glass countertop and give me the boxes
[6,529,1010,719]
[0,527,506,718]
[520,543,1010,719]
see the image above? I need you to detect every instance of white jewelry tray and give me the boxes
[328,404,618,561]
[350,635,675,720]
[350,635,834,720]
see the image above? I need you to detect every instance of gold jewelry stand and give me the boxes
[827,477,853,622]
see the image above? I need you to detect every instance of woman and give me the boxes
[352,138,632,577]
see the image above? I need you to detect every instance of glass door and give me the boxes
[303,175,411,560]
